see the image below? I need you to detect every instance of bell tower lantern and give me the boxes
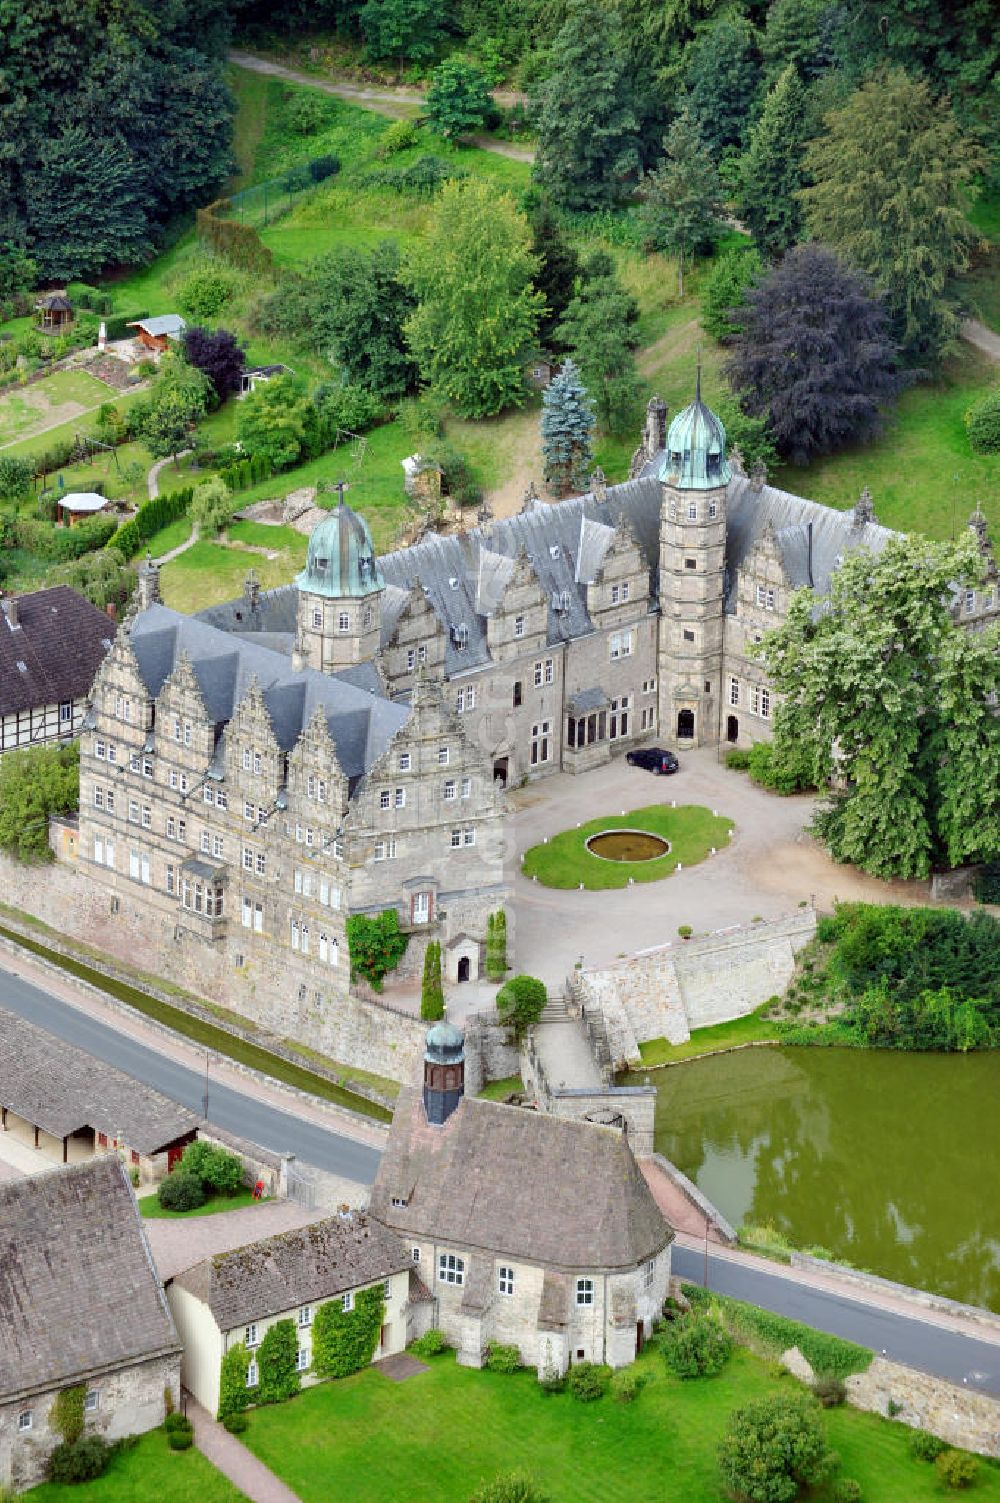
[422,1021,465,1126]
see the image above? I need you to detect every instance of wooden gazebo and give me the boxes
[36,293,73,334]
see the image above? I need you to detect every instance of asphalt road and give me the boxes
[0,963,382,1184]
[675,1245,1000,1395]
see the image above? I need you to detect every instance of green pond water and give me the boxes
[624,1047,1000,1311]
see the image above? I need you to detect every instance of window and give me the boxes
[201,830,210,853]
[533,658,554,686]
[412,891,430,924]
[512,680,522,708]
[411,1247,421,1263]
[338,611,350,632]
[383,1279,392,1300]
[245,1323,259,1347]
[684,558,697,570]
[514,614,524,638]
[610,582,630,603]
[242,748,251,771]
[131,752,142,773]
[18,1411,32,1432]
[204,786,214,804]
[59,701,72,724]
[966,589,976,613]
[246,1361,258,1388]
[530,720,551,766]
[704,680,711,695]
[363,606,373,628]
[213,835,224,859]
[94,787,106,810]
[399,752,411,772]
[342,1291,354,1312]
[456,687,476,713]
[609,631,632,660]
[687,503,697,520]
[683,629,695,643]
[108,744,117,764]
[84,1390,99,1413]
[129,850,151,885]
[609,695,630,739]
[252,752,262,776]
[391,1195,408,1209]
[144,758,155,780]
[461,777,471,799]
[183,722,191,748]
[708,501,718,519]
[312,608,322,629]
[498,1265,515,1297]
[298,1306,312,1327]
[443,779,456,800]
[438,746,450,766]
[729,677,740,707]
[173,717,182,744]
[291,919,300,951]
[761,687,771,719]
[93,836,115,868]
[755,584,776,611]
[380,789,390,810]
[296,1347,310,1373]
[406,648,416,670]
[394,787,406,808]
[642,677,657,695]
[640,706,654,732]
[166,863,176,895]
[374,837,397,861]
[438,1252,465,1286]
[575,1278,594,1307]
[644,1258,655,1289]
[95,738,106,760]
[450,829,462,848]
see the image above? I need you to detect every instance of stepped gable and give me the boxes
[129,604,407,782]
[370,1087,672,1272]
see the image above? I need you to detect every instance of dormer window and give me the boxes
[549,545,561,560]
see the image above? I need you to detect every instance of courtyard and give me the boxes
[522,803,733,890]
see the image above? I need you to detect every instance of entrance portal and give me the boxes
[493,757,509,787]
[677,708,695,740]
[727,715,739,743]
[457,956,471,983]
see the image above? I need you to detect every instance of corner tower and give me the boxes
[423,1021,465,1126]
[295,495,385,672]
[656,376,730,747]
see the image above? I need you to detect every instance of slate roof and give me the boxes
[371,1088,673,1273]
[173,1213,411,1331]
[128,315,186,338]
[0,585,113,716]
[0,1004,197,1154]
[0,1158,179,1403]
[129,605,408,781]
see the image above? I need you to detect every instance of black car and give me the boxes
[626,747,679,775]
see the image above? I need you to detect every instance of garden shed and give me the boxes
[126,315,186,352]
[35,293,73,333]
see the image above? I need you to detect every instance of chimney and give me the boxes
[137,555,162,611]
[645,395,667,456]
[589,466,607,504]
[106,602,117,620]
[422,1022,465,1127]
[1,594,19,629]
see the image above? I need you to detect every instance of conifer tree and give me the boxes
[638,111,725,296]
[528,201,580,353]
[540,359,595,497]
[736,65,808,259]
[532,1,640,212]
[701,246,763,343]
[555,254,640,437]
[420,940,444,1021]
[681,14,761,158]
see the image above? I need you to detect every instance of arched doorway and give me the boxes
[727,715,739,743]
[457,956,471,983]
[677,708,695,740]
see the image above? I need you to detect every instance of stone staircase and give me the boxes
[538,994,574,1024]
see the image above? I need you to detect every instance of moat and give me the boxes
[624,1047,1000,1312]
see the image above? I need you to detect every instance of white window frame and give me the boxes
[438,1252,465,1287]
[84,1390,99,1413]
[729,677,740,707]
[575,1278,594,1307]
[443,779,456,801]
[245,1323,259,1347]
[399,752,411,772]
[342,1291,354,1312]
[298,1305,312,1327]
[438,746,450,766]
[380,789,391,810]
[514,614,525,639]
[295,1346,310,1373]
[18,1410,33,1432]
[498,1265,515,1297]
[246,1361,258,1388]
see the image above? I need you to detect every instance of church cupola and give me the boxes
[422,1021,465,1126]
[659,372,731,491]
[295,493,385,672]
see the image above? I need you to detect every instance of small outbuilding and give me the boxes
[36,293,73,334]
[58,491,109,527]
[239,364,293,398]
[126,315,186,352]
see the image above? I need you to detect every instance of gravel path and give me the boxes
[147,448,193,499]
[187,1397,304,1503]
[962,317,1000,363]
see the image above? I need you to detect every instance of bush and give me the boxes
[48,1437,111,1484]
[309,154,341,184]
[179,1139,243,1195]
[167,1429,194,1451]
[157,1171,207,1212]
[346,909,409,991]
[496,975,547,1039]
[726,747,752,770]
[910,1429,948,1462]
[813,1375,846,1408]
[712,1294,871,1377]
[973,862,1000,905]
[566,1362,610,1402]
[611,1367,642,1402]
[177,263,238,320]
[833,1481,862,1503]
[410,1328,448,1358]
[164,1413,192,1434]
[427,443,483,508]
[316,382,383,436]
[378,118,421,157]
[935,1450,979,1489]
[718,1394,835,1503]
[747,741,814,796]
[190,476,235,538]
[222,1412,248,1433]
[965,388,1000,454]
[661,1315,733,1379]
[485,1344,522,1374]
[286,91,329,135]
[0,453,33,501]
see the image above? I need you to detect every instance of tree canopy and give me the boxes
[425,59,493,141]
[555,253,640,437]
[736,64,809,259]
[638,111,725,296]
[182,326,247,403]
[0,742,80,863]
[540,358,595,496]
[307,242,417,400]
[755,529,1000,880]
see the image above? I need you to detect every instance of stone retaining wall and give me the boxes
[463,1010,521,1096]
[579,911,816,1062]
[847,1358,1000,1459]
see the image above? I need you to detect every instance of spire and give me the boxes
[695,358,702,405]
[853,486,876,529]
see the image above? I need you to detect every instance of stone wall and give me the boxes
[847,1357,1000,1460]
[0,850,427,1085]
[520,1030,656,1156]
[463,1010,521,1097]
[579,911,816,1062]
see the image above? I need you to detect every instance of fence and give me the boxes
[226,155,341,229]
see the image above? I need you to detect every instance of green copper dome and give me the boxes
[295,498,385,599]
[658,377,731,491]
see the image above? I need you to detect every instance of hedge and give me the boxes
[680,1286,872,1377]
[218,1343,252,1419]
[197,201,273,276]
[114,486,194,560]
[105,309,149,342]
[257,1319,301,1405]
[12,513,117,562]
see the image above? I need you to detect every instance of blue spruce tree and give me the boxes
[540,359,596,497]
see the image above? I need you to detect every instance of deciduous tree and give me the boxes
[404,179,542,418]
[359,0,447,64]
[0,743,79,863]
[235,375,318,472]
[190,477,233,537]
[308,242,417,399]
[540,358,595,496]
[718,1394,835,1503]
[426,59,493,141]
[638,111,725,296]
[801,69,985,365]
[724,245,904,465]
[182,326,247,403]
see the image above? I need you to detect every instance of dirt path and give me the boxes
[480,410,546,519]
[147,448,193,500]
[962,317,1000,363]
[229,51,535,162]
[0,395,106,453]
[638,317,703,378]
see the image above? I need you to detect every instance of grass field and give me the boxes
[138,1187,263,1219]
[240,1345,998,1503]
[477,1074,524,1100]
[522,804,733,890]
[25,1428,247,1503]
[635,1007,782,1067]
[0,368,116,447]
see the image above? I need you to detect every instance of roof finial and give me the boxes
[695,349,702,404]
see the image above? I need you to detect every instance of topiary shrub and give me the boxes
[813,1375,847,1408]
[167,1429,194,1451]
[935,1450,979,1489]
[910,1429,948,1462]
[164,1413,191,1434]
[566,1362,610,1402]
[222,1412,248,1434]
[611,1368,643,1402]
[157,1171,206,1213]
[485,1344,522,1374]
[48,1436,111,1483]
[965,388,1000,454]
[410,1328,448,1359]
[662,1315,733,1379]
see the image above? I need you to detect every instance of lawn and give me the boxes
[477,1074,524,1100]
[25,1427,247,1503]
[146,516,193,556]
[160,539,301,613]
[0,368,116,447]
[635,1006,782,1067]
[240,1345,998,1503]
[522,804,733,890]
[138,1187,263,1219]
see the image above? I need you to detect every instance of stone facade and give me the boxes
[847,1357,1000,1460]
[0,1353,179,1491]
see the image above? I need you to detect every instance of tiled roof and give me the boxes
[0,585,113,716]
[371,1089,673,1273]
[0,1158,179,1402]
[173,1213,411,1331]
[0,1005,197,1155]
[129,605,408,782]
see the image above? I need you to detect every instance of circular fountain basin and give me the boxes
[585,828,671,863]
